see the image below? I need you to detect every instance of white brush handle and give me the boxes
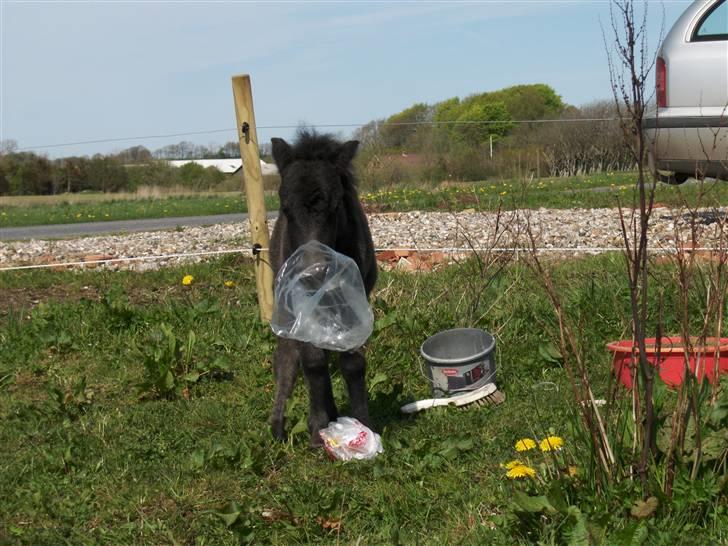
[400,383,497,414]
[400,397,454,414]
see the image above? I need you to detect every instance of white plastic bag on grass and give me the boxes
[271,241,373,352]
[319,417,383,461]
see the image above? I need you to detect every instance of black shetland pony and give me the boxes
[268,130,377,446]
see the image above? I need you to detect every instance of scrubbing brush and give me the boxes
[400,382,505,414]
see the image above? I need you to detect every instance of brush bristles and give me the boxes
[462,389,506,408]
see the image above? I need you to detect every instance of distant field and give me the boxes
[0,193,275,228]
[2,173,727,228]
[0,188,243,207]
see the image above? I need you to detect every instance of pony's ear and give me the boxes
[271,138,293,171]
[337,140,359,168]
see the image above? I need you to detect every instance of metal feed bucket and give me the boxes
[420,328,496,397]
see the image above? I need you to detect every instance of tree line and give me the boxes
[0,151,230,196]
[0,141,241,196]
[352,84,635,187]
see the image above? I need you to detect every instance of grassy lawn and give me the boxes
[3,172,728,229]
[361,173,728,213]
[1,254,726,543]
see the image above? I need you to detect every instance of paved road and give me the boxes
[0,212,279,241]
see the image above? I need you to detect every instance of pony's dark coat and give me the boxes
[268,130,377,445]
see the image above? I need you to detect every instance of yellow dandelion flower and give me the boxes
[515,438,536,452]
[539,436,564,452]
[224,280,235,288]
[506,464,536,479]
[502,459,523,470]
[182,274,194,286]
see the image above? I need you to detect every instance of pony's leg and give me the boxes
[300,344,338,446]
[339,350,371,428]
[270,338,300,442]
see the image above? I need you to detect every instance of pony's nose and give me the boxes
[295,241,328,285]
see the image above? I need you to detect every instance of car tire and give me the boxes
[656,172,690,185]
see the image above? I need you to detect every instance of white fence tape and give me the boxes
[0,246,723,272]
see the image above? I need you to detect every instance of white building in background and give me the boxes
[168,158,278,176]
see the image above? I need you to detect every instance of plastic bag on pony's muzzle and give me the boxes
[270,240,374,352]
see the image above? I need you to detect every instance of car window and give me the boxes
[694,0,727,41]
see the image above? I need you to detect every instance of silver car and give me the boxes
[645,0,728,183]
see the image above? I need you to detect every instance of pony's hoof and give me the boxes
[309,434,324,448]
[355,415,372,430]
[271,426,287,443]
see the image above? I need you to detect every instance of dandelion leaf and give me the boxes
[630,496,658,519]
[546,479,569,513]
[609,521,648,545]
[183,371,201,383]
[709,399,728,426]
[190,448,206,469]
[512,490,556,514]
[565,506,589,546]
[289,416,308,439]
[538,342,562,364]
[163,370,175,391]
[214,501,242,527]
[701,430,728,461]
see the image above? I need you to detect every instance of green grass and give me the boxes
[1,255,726,543]
[361,172,728,213]
[3,172,728,229]
[0,193,276,229]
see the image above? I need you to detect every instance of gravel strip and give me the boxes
[1,207,726,271]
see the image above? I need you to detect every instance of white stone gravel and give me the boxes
[1,207,726,271]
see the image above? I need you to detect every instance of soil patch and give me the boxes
[0,286,101,316]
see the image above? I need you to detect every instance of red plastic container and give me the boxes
[607,337,728,389]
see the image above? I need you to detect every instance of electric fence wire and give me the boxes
[16,117,621,152]
[0,245,722,272]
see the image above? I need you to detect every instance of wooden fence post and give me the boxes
[232,74,274,322]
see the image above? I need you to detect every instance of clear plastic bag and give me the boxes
[319,417,383,461]
[270,240,374,352]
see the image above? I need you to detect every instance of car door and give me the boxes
[662,0,728,169]
[667,0,727,111]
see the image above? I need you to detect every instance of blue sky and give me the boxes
[1,0,689,158]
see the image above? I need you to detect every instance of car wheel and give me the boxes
[656,172,689,185]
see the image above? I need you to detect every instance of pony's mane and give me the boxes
[289,129,346,163]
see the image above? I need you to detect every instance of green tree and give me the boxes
[452,101,514,146]
[381,103,431,149]
[56,157,90,193]
[485,84,564,120]
[87,156,130,192]
[0,152,53,195]
[377,83,565,153]
[433,97,461,123]
[126,161,177,189]
[115,146,152,164]
[177,163,225,190]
